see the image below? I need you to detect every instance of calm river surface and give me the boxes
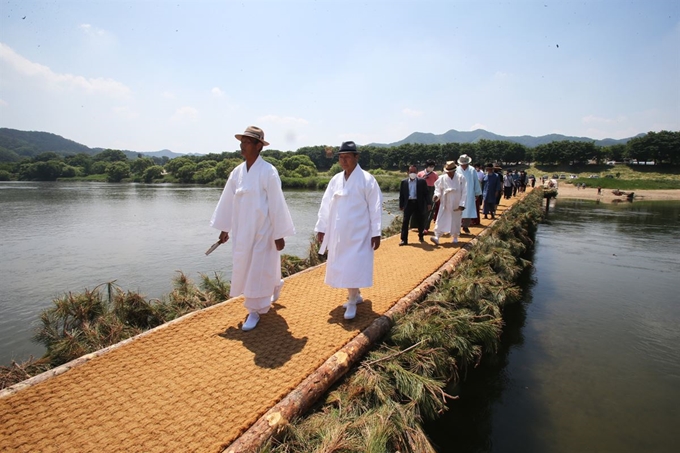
[0,181,398,365]
[426,198,680,452]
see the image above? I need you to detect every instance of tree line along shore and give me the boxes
[1,131,679,191]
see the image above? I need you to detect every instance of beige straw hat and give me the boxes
[235,126,269,146]
[444,161,457,171]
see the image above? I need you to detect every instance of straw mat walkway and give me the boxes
[0,194,527,452]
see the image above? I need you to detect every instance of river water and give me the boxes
[426,198,680,452]
[0,181,398,365]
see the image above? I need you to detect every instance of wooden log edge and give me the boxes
[222,225,496,453]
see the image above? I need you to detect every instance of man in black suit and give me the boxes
[399,165,431,245]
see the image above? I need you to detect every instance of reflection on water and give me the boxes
[425,199,680,453]
[0,182,398,365]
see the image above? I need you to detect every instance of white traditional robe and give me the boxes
[457,165,482,219]
[315,164,382,289]
[210,156,295,302]
[433,172,468,237]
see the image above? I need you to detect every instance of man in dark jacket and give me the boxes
[399,165,431,245]
[482,164,502,219]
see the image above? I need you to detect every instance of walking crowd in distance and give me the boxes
[211,125,520,331]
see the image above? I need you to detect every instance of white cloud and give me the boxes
[258,114,309,125]
[79,24,106,37]
[161,91,175,99]
[469,123,487,130]
[211,87,224,97]
[0,42,131,99]
[402,108,423,118]
[170,106,199,122]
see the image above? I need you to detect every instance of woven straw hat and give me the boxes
[235,126,269,146]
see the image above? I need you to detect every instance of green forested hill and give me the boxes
[0,128,94,161]
[0,129,184,162]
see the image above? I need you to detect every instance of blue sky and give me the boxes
[1,0,678,154]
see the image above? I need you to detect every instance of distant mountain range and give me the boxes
[1,127,643,163]
[0,128,185,162]
[369,129,642,148]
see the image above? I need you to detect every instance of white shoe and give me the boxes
[242,312,260,331]
[271,279,284,303]
[430,236,440,246]
[344,302,357,320]
[453,237,458,244]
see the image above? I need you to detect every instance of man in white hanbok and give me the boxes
[315,141,382,320]
[430,161,467,245]
[456,154,482,232]
[211,126,295,331]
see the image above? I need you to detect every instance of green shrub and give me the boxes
[105,162,131,182]
[193,167,217,184]
[196,160,218,170]
[282,155,316,172]
[175,163,197,183]
[60,165,77,178]
[90,161,107,174]
[143,165,164,183]
[328,163,343,175]
[215,159,242,179]
[293,164,318,177]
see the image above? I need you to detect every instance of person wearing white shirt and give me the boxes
[315,141,383,320]
[430,161,467,245]
[211,126,296,331]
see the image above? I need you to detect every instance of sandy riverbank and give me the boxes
[543,184,680,202]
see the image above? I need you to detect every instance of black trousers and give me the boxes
[401,199,424,242]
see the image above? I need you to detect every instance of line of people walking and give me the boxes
[503,169,529,199]
[210,126,506,332]
[399,155,504,246]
